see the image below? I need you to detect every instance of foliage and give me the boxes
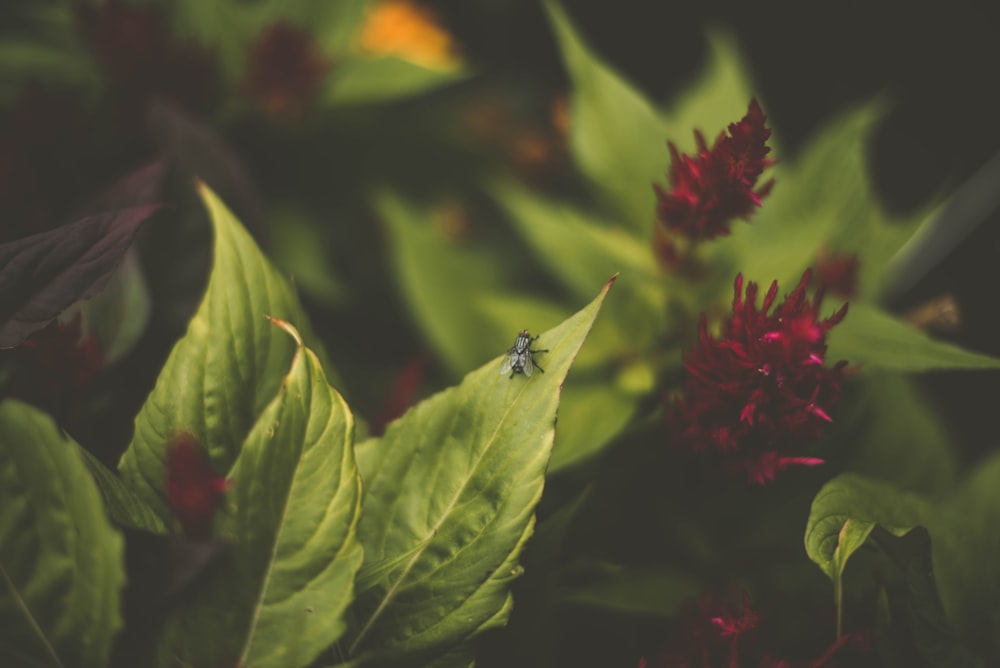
[1,1,998,667]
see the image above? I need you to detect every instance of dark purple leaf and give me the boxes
[148,99,263,235]
[74,160,167,217]
[0,203,163,348]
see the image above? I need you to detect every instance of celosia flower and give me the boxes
[166,433,228,540]
[356,0,461,70]
[371,354,428,436]
[13,314,104,424]
[80,2,168,87]
[639,589,760,668]
[669,270,849,484]
[655,98,775,242]
[812,249,859,299]
[639,590,872,668]
[240,21,332,119]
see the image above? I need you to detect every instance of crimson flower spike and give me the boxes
[654,97,775,243]
[166,433,229,539]
[668,270,850,484]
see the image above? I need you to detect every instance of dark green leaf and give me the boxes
[806,462,1000,659]
[557,561,699,618]
[345,278,614,665]
[548,382,639,472]
[827,301,1000,372]
[266,204,348,307]
[660,31,757,156]
[0,400,124,668]
[488,178,659,302]
[78,447,168,534]
[806,474,929,582]
[933,456,1000,657]
[873,527,985,668]
[543,0,666,235]
[711,101,930,300]
[376,189,507,375]
[843,371,958,497]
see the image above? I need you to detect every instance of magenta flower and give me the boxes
[639,589,871,668]
[655,98,775,243]
[638,589,760,668]
[813,249,860,299]
[166,433,228,540]
[669,270,849,484]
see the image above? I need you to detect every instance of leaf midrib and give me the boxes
[348,378,531,656]
[238,348,309,664]
[0,560,64,668]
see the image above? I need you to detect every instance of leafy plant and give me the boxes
[2,1,999,667]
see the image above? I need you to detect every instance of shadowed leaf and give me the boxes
[0,400,125,668]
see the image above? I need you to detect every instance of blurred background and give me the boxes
[2,0,999,458]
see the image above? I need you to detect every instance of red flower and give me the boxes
[79,2,168,88]
[240,21,332,119]
[166,433,228,540]
[371,354,428,436]
[655,99,775,242]
[639,590,872,668]
[13,314,104,424]
[669,270,849,484]
[639,589,760,668]
[812,249,859,299]
[77,2,221,117]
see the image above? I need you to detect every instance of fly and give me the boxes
[500,329,548,379]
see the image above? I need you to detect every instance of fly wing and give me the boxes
[521,353,534,377]
[499,354,514,375]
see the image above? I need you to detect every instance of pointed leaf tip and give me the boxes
[346,281,610,663]
[265,315,303,346]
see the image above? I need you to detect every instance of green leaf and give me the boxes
[376,189,507,375]
[345,278,615,666]
[266,204,348,307]
[843,371,958,497]
[76,249,152,365]
[827,301,1000,372]
[487,178,661,303]
[543,0,666,235]
[0,3,100,105]
[556,561,699,618]
[547,382,638,472]
[154,319,364,668]
[545,1,758,238]
[805,474,930,638]
[933,456,1000,657]
[806,463,1000,659]
[711,101,930,300]
[806,474,929,581]
[474,292,645,472]
[78,447,168,534]
[325,56,469,107]
[0,400,125,668]
[119,183,333,522]
[660,31,756,156]
[0,39,99,104]
[874,527,985,668]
